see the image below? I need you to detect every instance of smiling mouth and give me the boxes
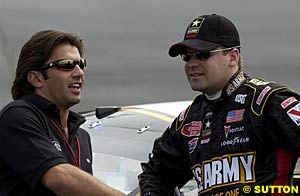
[68,83,81,89]
[190,73,204,77]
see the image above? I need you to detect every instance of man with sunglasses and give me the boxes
[0,30,125,196]
[139,14,300,196]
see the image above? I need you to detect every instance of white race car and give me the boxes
[80,100,300,195]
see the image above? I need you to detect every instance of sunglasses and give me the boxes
[180,47,240,62]
[35,58,87,71]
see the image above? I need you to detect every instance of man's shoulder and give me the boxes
[0,99,41,120]
[77,127,91,139]
[244,77,299,115]
[245,78,285,89]
[1,99,32,112]
[244,77,298,97]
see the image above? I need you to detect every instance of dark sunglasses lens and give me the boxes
[56,60,76,70]
[180,51,211,62]
[56,59,86,70]
[196,52,211,61]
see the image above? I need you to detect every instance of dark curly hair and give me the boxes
[11,30,84,100]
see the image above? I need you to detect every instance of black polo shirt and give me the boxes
[0,94,93,195]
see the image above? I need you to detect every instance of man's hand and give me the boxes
[41,163,126,196]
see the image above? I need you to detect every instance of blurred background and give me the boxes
[0,0,299,112]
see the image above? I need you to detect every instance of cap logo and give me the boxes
[185,17,205,39]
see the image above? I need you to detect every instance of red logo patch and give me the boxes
[181,121,202,137]
[224,125,230,138]
[256,86,271,105]
[281,97,297,109]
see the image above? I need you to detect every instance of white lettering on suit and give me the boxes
[191,152,256,194]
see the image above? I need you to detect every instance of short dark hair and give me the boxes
[11,30,84,100]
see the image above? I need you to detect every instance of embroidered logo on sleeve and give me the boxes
[256,86,271,105]
[281,97,297,109]
[287,103,300,126]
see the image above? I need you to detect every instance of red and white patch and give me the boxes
[224,125,230,138]
[281,97,297,109]
[287,103,300,126]
[256,86,271,105]
[188,138,198,153]
[181,121,202,137]
[201,135,210,144]
[179,109,186,121]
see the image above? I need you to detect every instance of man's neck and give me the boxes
[59,109,69,136]
[205,91,222,100]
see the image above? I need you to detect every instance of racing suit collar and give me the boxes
[224,69,247,96]
[205,91,222,100]
[199,69,250,103]
[203,70,247,103]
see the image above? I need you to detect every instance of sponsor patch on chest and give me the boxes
[181,121,202,137]
[226,109,245,123]
[235,94,247,104]
[188,138,199,154]
[201,112,212,144]
[224,125,245,138]
[191,152,256,194]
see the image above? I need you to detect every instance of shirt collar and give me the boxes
[20,93,57,112]
[20,93,86,129]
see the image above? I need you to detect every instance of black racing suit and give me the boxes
[139,70,300,196]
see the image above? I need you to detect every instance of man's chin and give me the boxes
[73,99,81,105]
[190,85,204,92]
[67,98,81,108]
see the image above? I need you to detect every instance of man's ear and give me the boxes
[27,71,44,88]
[229,49,239,67]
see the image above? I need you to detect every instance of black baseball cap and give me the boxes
[169,14,240,57]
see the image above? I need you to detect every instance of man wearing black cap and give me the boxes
[139,14,300,196]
